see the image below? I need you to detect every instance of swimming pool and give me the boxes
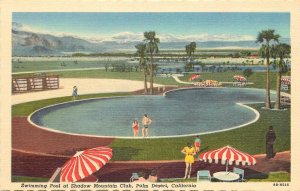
[29,88,274,138]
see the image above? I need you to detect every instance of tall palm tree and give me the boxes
[144,31,160,94]
[135,43,148,94]
[256,29,280,109]
[190,42,197,59]
[190,42,197,70]
[185,42,197,70]
[273,43,291,109]
[185,44,192,61]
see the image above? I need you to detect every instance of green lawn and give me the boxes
[12,176,49,182]
[247,171,290,182]
[161,172,290,182]
[180,71,290,92]
[12,60,129,73]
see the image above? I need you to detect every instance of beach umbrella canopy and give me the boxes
[189,74,201,81]
[281,78,291,85]
[60,146,113,182]
[233,75,246,82]
[199,145,256,171]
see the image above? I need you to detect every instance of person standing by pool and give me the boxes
[266,126,277,158]
[132,120,139,137]
[181,143,196,179]
[194,135,201,153]
[72,86,78,101]
[142,114,152,137]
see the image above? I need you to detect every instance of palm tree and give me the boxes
[135,43,148,94]
[256,29,280,109]
[185,44,192,61]
[190,42,197,70]
[190,42,197,59]
[185,42,197,70]
[144,31,160,94]
[273,43,291,109]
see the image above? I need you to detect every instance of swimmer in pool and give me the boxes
[132,120,139,137]
[142,114,152,137]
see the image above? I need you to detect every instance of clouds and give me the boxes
[90,32,256,43]
[13,22,256,44]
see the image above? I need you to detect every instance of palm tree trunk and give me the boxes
[143,65,148,94]
[275,68,282,110]
[150,52,154,94]
[265,56,271,108]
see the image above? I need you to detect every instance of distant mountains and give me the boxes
[12,23,290,56]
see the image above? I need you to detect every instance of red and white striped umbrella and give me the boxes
[199,145,256,171]
[281,78,291,85]
[233,75,246,82]
[189,74,201,81]
[60,146,113,182]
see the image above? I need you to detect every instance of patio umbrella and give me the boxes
[199,145,256,172]
[189,74,201,81]
[60,146,113,182]
[281,78,291,85]
[233,75,246,82]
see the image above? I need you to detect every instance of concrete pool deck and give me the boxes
[12,78,164,105]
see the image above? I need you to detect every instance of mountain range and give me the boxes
[12,22,290,56]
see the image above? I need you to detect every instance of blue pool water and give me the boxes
[30,88,274,137]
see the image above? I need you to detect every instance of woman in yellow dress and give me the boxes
[181,143,196,179]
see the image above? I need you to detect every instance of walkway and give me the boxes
[172,76,194,85]
[12,78,163,105]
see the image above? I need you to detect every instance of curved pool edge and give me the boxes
[163,86,225,96]
[163,86,278,96]
[27,94,261,139]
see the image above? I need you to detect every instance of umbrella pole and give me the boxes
[226,160,228,172]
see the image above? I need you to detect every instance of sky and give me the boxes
[13,12,290,42]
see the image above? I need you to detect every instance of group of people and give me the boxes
[132,114,152,137]
[180,126,277,179]
[134,168,159,182]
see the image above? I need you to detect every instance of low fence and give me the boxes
[12,75,59,93]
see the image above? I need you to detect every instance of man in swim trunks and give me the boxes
[142,114,152,137]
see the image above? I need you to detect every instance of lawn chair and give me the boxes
[281,84,289,91]
[197,170,211,182]
[233,167,245,182]
[130,172,139,182]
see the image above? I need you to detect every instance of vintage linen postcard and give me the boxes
[0,0,300,190]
